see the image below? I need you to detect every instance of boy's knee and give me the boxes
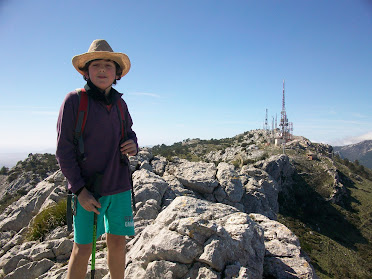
[107,234,126,250]
[72,242,92,258]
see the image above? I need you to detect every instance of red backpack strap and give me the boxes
[116,98,136,211]
[74,88,89,161]
[67,88,88,231]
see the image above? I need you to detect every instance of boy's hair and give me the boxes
[81,59,122,85]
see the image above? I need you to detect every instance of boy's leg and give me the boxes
[67,242,92,279]
[104,191,134,279]
[68,195,107,278]
[106,233,127,279]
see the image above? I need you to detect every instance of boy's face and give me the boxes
[85,59,119,91]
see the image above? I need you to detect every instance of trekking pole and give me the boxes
[91,212,97,279]
[90,173,103,279]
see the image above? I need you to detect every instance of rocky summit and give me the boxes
[0,150,317,278]
[2,129,371,278]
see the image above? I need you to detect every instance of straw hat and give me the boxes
[72,39,131,77]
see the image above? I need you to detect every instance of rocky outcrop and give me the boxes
[250,214,318,279]
[0,153,59,200]
[0,170,66,233]
[326,165,348,205]
[132,169,169,234]
[254,154,295,190]
[239,167,279,220]
[167,160,219,194]
[126,196,265,279]
[0,149,317,278]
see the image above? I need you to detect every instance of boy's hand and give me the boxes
[120,139,137,156]
[77,188,101,215]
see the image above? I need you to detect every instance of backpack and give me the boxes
[66,88,136,231]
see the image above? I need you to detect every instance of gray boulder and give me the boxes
[3,258,54,279]
[240,167,280,219]
[151,156,168,176]
[168,161,219,194]
[162,174,199,208]
[0,237,73,276]
[250,214,318,279]
[216,162,244,203]
[132,169,169,234]
[126,196,265,279]
[255,154,295,190]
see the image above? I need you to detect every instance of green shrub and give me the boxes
[259,152,269,161]
[26,199,67,241]
[232,160,241,168]
[0,166,9,175]
[0,188,29,212]
[243,159,256,165]
[7,172,20,183]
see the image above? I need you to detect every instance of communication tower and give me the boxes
[288,122,293,140]
[279,80,291,142]
[275,114,278,130]
[264,109,269,131]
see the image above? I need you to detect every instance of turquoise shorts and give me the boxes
[73,190,135,244]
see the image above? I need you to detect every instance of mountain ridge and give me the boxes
[334,139,372,169]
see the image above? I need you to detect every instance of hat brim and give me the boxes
[72,51,131,77]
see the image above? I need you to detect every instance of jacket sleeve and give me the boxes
[56,92,85,193]
[122,99,139,155]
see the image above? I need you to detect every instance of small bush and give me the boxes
[26,199,67,241]
[7,171,20,183]
[0,166,9,175]
[232,160,241,168]
[259,152,269,161]
[0,188,29,212]
[243,159,256,165]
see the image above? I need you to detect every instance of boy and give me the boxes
[56,39,137,279]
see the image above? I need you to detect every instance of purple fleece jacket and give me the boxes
[56,84,138,196]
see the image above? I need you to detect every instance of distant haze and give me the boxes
[0,148,56,168]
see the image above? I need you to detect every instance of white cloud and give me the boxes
[328,131,372,146]
[354,131,372,142]
[128,92,161,98]
[351,113,367,118]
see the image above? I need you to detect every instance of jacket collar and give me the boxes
[84,80,121,105]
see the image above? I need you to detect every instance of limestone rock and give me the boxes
[4,258,54,279]
[0,177,58,232]
[139,160,152,172]
[168,161,219,194]
[240,167,280,219]
[136,148,154,163]
[250,214,318,279]
[145,260,188,279]
[255,154,295,190]
[126,196,265,279]
[132,169,169,234]
[151,156,168,176]
[216,162,244,203]
[162,174,199,208]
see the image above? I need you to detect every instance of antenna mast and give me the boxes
[265,109,268,131]
[279,79,289,142]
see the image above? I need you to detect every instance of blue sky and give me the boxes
[1,0,372,154]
